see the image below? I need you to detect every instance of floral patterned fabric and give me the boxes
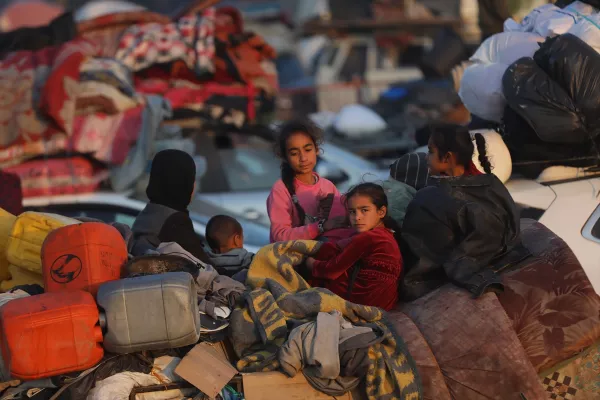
[497,220,600,373]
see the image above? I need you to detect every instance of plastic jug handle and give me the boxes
[98,312,107,331]
[94,325,103,343]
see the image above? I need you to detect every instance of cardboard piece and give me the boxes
[175,342,238,399]
[242,372,352,400]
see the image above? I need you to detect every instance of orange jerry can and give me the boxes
[41,222,127,297]
[0,291,104,380]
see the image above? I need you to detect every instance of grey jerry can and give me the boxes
[97,271,200,353]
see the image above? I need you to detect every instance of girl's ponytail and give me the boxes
[474,133,493,174]
[281,161,306,223]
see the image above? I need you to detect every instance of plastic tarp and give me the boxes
[534,33,600,134]
[502,57,587,144]
[459,62,507,122]
[470,32,544,65]
[503,1,596,37]
[566,8,600,53]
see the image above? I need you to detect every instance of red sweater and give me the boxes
[311,227,402,311]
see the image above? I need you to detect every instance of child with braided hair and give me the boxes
[400,124,520,301]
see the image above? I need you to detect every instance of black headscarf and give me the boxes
[146,149,196,212]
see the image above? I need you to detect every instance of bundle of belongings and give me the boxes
[0,207,423,400]
[456,0,600,177]
[0,4,277,198]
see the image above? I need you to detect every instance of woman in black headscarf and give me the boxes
[131,149,210,263]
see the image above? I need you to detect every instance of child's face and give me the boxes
[347,195,386,233]
[427,139,451,176]
[285,132,317,176]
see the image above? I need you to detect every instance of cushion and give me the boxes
[400,286,548,399]
[388,311,451,400]
[497,219,600,373]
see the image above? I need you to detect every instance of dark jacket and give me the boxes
[400,174,520,301]
[131,203,210,264]
[206,248,254,278]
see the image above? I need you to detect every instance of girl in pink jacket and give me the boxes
[266,120,355,243]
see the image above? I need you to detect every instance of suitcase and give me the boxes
[42,222,127,296]
[97,272,200,354]
[6,212,78,274]
[0,208,16,284]
[0,291,104,380]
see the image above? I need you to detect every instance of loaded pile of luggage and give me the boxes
[457,0,600,177]
[0,208,418,399]
[0,210,255,399]
[0,2,277,198]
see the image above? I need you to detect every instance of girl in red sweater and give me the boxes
[305,183,402,311]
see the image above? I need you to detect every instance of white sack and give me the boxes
[333,104,387,138]
[504,1,596,37]
[567,12,600,53]
[470,32,544,65]
[459,63,507,123]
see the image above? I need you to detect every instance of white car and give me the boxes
[193,131,389,226]
[22,192,269,254]
[506,171,600,293]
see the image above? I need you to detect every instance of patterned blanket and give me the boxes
[0,39,99,167]
[116,9,215,76]
[231,240,422,400]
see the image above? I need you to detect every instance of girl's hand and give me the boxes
[323,216,348,231]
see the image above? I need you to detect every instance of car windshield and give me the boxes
[219,147,282,192]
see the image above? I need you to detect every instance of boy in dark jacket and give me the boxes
[131,149,210,264]
[205,215,254,279]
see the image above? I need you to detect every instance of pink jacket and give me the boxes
[266,174,353,242]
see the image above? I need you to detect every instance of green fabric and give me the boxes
[383,179,417,227]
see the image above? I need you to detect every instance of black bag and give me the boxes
[502,106,597,177]
[502,57,588,144]
[534,34,600,135]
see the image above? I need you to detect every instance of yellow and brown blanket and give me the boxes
[230,240,422,400]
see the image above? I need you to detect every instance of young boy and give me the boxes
[205,215,254,280]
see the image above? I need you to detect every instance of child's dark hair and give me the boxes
[345,183,402,243]
[205,215,243,250]
[274,119,323,224]
[429,124,492,174]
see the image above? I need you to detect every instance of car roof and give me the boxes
[22,191,264,253]
[22,191,142,208]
